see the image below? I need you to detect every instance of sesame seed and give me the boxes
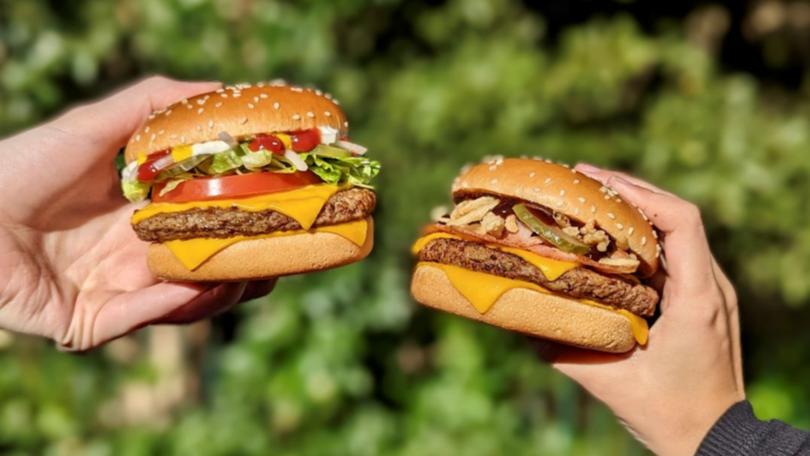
[307,111,315,118]
[253,96,259,103]
[315,89,323,96]
[150,133,156,141]
[325,93,333,99]
[292,114,301,120]
[578,197,586,203]
[164,109,172,116]
[180,98,188,104]
[240,117,248,124]
[260,93,268,99]
[144,126,150,133]
[652,230,659,239]
[544,177,552,185]
[256,81,266,87]
[273,102,280,110]
[573,179,580,184]
[559,190,565,196]
[134,134,141,142]
[221,93,228,98]
[216,88,224,93]
[157,129,164,135]
[197,99,205,105]
[628,226,635,235]
[607,212,616,219]
[590,205,597,214]
[488,165,497,171]
[208,120,214,129]
[556,201,564,207]
[215,102,223,108]
[291,87,303,92]
[641,236,648,246]
[334,99,341,105]
[197,108,204,114]
[248,103,255,109]
[616,223,624,230]
[233,93,241,98]
[324,111,332,117]
[491,178,498,184]
[529,172,536,178]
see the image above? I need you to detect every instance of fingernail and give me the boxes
[575,163,600,173]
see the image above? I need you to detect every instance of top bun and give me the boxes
[452,157,659,276]
[125,82,348,163]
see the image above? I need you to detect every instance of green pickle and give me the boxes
[512,203,591,255]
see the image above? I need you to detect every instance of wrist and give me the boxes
[646,393,741,456]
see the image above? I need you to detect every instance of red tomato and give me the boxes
[152,171,322,203]
[291,128,320,152]
[248,134,285,154]
[137,149,171,182]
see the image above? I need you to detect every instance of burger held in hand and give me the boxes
[121,82,380,281]
[410,157,660,353]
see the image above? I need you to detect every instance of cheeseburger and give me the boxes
[410,157,660,353]
[120,82,380,281]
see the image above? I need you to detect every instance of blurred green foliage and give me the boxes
[1,0,810,454]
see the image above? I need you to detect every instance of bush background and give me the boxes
[1,0,809,454]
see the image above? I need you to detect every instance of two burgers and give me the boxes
[121,83,660,353]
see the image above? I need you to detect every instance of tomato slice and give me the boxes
[152,171,322,203]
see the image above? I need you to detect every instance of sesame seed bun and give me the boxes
[411,263,636,353]
[146,218,374,281]
[125,83,348,163]
[452,158,659,276]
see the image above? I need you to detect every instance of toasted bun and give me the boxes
[411,263,636,353]
[452,158,659,276]
[147,218,373,281]
[125,83,348,163]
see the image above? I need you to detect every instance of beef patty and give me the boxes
[133,187,375,242]
[418,238,658,317]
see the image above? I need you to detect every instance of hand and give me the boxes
[538,164,745,456]
[0,76,275,350]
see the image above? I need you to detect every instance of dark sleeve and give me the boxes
[697,401,810,456]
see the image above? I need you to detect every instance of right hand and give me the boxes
[539,164,745,456]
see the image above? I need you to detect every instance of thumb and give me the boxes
[51,75,222,151]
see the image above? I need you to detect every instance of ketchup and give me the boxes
[290,128,320,152]
[137,149,171,182]
[248,134,285,154]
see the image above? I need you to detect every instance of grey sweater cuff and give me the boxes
[696,400,810,456]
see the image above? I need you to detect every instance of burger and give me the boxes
[120,82,380,281]
[410,157,660,353]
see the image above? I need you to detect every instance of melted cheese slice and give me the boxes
[165,219,368,270]
[412,234,648,345]
[131,184,342,229]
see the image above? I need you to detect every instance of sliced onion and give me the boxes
[121,161,139,181]
[284,150,308,171]
[335,140,367,155]
[217,131,238,148]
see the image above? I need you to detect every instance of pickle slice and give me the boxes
[512,203,591,255]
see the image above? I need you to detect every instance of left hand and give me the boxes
[0,76,275,350]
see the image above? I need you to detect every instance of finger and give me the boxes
[712,258,744,392]
[61,281,207,350]
[605,177,715,293]
[239,279,277,303]
[575,163,672,195]
[52,75,222,151]
[152,282,248,325]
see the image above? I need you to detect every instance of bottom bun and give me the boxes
[410,263,636,353]
[147,218,374,281]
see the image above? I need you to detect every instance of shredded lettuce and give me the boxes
[120,137,381,201]
[122,179,150,202]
